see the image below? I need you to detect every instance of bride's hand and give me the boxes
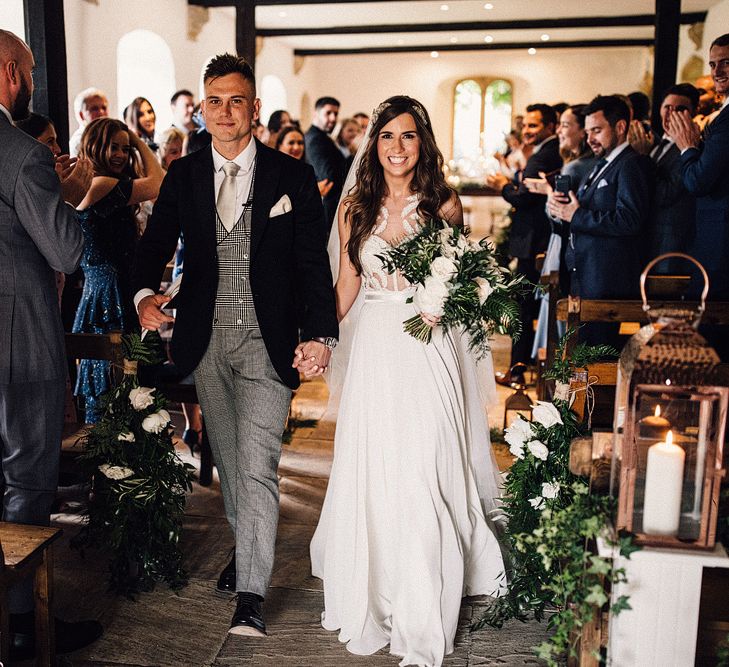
[420,312,441,327]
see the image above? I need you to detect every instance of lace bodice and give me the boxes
[361,194,420,292]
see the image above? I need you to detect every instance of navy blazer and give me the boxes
[502,135,563,260]
[132,140,338,389]
[304,125,345,231]
[680,105,729,299]
[566,145,652,299]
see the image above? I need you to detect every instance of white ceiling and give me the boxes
[253,0,719,51]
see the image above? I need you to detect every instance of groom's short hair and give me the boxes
[204,54,255,88]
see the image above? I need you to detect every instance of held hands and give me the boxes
[292,340,332,378]
[57,155,93,207]
[138,294,175,331]
[547,190,579,223]
[664,109,701,151]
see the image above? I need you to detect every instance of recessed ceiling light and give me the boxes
[278,10,287,17]
[440,4,449,10]
[528,47,537,55]
[484,35,494,43]
[541,34,550,41]
[484,2,494,9]
[450,36,458,43]
[431,51,440,58]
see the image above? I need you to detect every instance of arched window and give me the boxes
[117,30,176,131]
[452,77,513,163]
[259,75,288,127]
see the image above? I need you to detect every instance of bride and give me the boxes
[310,95,506,667]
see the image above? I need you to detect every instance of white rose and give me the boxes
[455,234,470,253]
[430,256,458,282]
[99,464,134,480]
[413,276,449,317]
[505,416,532,459]
[473,277,494,305]
[527,439,549,461]
[528,496,545,510]
[439,227,455,245]
[129,386,155,411]
[541,481,561,499]
[142,409,172,434]
[531,401,563,428]
[117,431,135,443]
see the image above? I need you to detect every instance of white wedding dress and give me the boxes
[310,196,506,667]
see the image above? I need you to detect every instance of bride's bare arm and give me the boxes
[335,203,362,322]
[439,192,464,227]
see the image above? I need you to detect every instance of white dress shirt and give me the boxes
[0,103,13,124]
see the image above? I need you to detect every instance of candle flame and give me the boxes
[655,405,661,418]
[667,430,673,445]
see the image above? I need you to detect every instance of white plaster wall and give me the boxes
[0,0,26,41]
[704,0,729,47]
[63,0,234,134]
[286,46,650,159]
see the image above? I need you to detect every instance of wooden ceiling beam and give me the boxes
[293,38,653,57]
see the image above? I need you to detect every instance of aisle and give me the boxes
[38,335,550,666]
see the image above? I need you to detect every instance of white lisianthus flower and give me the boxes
[430,256,458,282]
[505,416,532,459]
[129,386,155,411]
[413,276,450,317]
[527,439,549,461]
[455,234,469,253]
[117,431,135,443]
[99,464,134,480]
[541,481,561,499]
[473,277,494,304]
[142,409,172,434]
[531,401,563,428]
[528,496,545,510]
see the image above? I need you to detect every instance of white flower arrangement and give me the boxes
[142,409,172,434]
[117,431,135,442]
[99,464,134,480]
[129,386,155,411]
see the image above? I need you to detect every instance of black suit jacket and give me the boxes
[304,125,345,231]
[502,135,563,260]
[132,139,338,389]
[680,105,729,299]
[646,141,695,269]
[566,145,652,299]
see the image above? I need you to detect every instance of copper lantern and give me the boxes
[611,254,728,549]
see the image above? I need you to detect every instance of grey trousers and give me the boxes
[0,378,65,612]
[193,329,292,597]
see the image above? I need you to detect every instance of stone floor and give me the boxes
[33,334,550,666]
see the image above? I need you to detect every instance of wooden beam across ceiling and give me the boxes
[257,12,706,37]
[294,38,654,57]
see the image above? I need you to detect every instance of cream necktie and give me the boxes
[217,161,240,232]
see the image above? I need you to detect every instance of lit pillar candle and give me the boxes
[643,431,685,536]
[639,405,671,440]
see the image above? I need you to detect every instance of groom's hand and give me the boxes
[293,340,331,378]
[138,294,175,331]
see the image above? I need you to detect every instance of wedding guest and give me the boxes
[170,88,195,135]
[73,117,164,422]
[124,96,158,150]
[69,86,109,156]
[158,126,185,169]
[334,117,361,158]
[694,73,723,128]
[276,126,333,198]
[16,111,61,156]
[353,111,369,131]
[266,109,293,147]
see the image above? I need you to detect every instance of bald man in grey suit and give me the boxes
[0,29,101,659]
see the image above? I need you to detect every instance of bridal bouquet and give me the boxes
[378,221,532,357]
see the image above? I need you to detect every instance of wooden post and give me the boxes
[235,0,257,71]
[651,0,681,135]
[23,0,70,152]
[34,545,55,667]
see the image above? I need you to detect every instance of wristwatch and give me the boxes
[311,336,338,350]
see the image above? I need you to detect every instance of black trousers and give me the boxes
[511,256,541,367]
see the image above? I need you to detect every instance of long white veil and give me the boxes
[324,101,502,515]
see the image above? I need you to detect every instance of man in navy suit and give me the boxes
[486,103,562,383]
[547,95,651,345]
[646,84,700,273]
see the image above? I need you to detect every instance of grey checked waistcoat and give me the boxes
[212,163,259,330]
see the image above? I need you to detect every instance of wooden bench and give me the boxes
[63,332,214,486]
[0,522,62,666]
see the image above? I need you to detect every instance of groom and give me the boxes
[133,53,338,636]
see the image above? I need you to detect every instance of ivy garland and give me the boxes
[72,332,196,597]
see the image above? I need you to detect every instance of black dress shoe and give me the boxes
[10,613,103,660]
[216,553,236,594]
[229,592,266,637]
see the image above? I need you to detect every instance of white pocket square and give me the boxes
[269,194,292,218]
[597,178,609,189]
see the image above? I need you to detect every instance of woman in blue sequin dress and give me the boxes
[73,117,164,422]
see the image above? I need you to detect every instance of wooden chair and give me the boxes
[0,522,62,666]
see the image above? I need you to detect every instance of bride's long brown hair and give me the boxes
[345,96,454,275]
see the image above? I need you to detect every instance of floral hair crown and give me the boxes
[370,99,429,128]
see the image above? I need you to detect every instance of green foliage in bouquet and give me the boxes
[378,221,533,357]
[72,332,195,597]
